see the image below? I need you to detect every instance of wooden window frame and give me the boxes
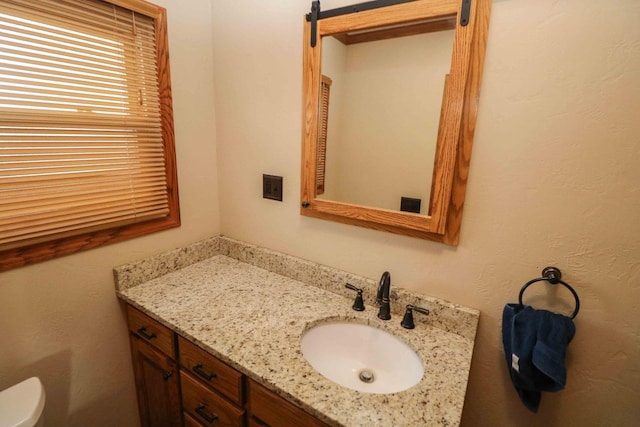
[0,0,180,271]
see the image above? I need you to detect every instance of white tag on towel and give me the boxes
[512,354,520,373]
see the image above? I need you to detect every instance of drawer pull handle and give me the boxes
[193,363,217,381]
[162,371,173,381]
[195,404,218,423]
[136,327,156,340]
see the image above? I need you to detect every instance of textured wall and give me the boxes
[212,0,640,425]
[0,1,220,425]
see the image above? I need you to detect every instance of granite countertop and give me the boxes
[114,236,479,427]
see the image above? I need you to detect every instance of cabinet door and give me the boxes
[130,334,183,427]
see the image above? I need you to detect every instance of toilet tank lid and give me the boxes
[0,377,45,427]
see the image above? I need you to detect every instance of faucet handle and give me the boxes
[345,283,365,311]
[400,305,430,329]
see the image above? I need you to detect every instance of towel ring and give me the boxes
[518,266,580,319]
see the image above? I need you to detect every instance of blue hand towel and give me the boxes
[502,303,576,412]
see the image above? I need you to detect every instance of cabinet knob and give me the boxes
[162,371,173,381]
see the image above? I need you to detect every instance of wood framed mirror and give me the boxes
[301,0,491,245]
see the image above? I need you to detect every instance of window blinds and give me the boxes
[316,75,331,195]
[0,0,169,250]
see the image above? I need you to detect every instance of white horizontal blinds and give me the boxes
[0,0,168,250]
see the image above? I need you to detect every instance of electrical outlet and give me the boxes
[263,174,283,201]
[400,196,421,214]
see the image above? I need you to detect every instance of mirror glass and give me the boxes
[317,29,455,214]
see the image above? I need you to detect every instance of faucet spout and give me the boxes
[376,271,391,320]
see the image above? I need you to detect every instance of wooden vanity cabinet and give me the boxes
[127,306,182,427]
[126,304,330,427]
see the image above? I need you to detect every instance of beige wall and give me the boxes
[0,1,220,426]
[213,0,640,425]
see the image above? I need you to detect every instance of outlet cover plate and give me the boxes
[263,174,283,201]
[400,196,421,214]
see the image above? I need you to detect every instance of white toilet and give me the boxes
[0,377,45,427]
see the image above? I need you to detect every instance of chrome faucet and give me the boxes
[375,271,391,320]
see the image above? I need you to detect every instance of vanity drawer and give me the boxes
[183,411,202,427]
[181,371,245,427]
[179,336,243,405]
[248,379,329,427]
[127,305,176,359]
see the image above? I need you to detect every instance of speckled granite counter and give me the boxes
[114,236,479,426]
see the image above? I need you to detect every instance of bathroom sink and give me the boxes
[300,322,424,394]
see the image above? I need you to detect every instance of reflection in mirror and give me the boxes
[301,0,492,245]
[317,30,455,214]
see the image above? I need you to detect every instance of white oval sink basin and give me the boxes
[300,322,424,394]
